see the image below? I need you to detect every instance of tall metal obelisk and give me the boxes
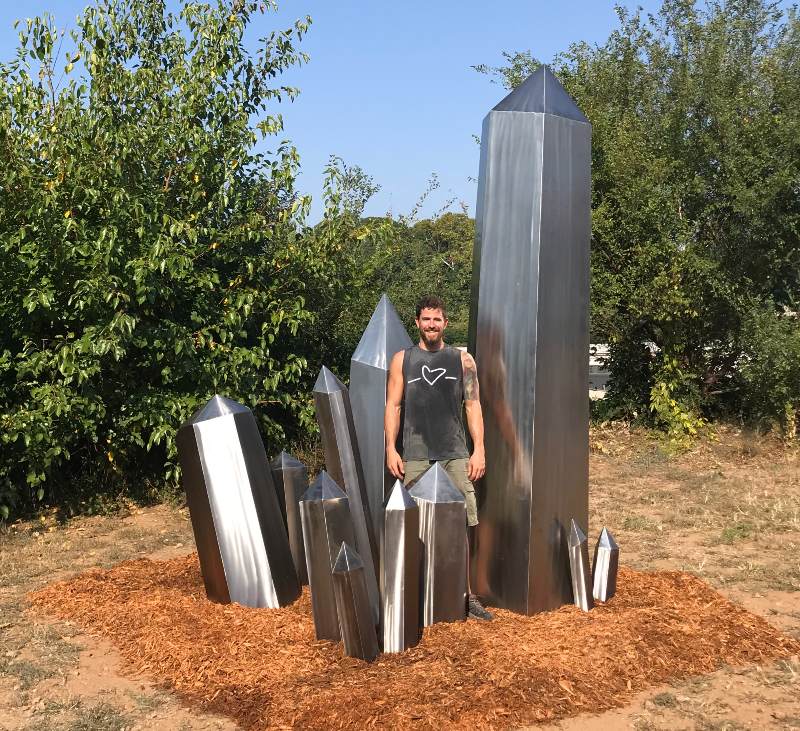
[468,65,590,614]
[350,294,413,541]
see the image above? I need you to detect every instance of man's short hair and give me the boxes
[415,295,447,319]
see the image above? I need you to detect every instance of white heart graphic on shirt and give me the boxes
[422,365,446,386]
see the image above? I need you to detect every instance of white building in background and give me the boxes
[589,343,610,400]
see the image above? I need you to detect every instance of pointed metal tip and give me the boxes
[302,471,347,502]
[189,394,250,423]
[351,294,413,370]
[598,527,619,549]
[333,542,364,573]
[409,463,465,504]
[385,480,417,511]
[569,518,587,547]
[313,365,346,394]
[491,65,588,123]
[271,451,304,470]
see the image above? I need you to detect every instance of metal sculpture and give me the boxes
[332,542,380,662]
[468,64,591,614]
[409,463,467,625]
[592,527,619,602]
[299,471,356,641]
[176,395,300,608]
[313,366,380,623]
[270,451,309,585]
[382,480,421,652]
[568,519,593,612]
[350,294,413,542]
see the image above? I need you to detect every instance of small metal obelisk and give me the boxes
[270,451,309,585]
[568,519,593,612]
[469,65,591,614]
[177,395,300,608]
[313,366,380,624]
[350,294,413,542]
[382,480,421,653]
[409,464,467,626]
[332,542,380,662]
[592,527,619,602]
[299,471,356,641]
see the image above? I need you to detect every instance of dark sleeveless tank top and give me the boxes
[401,345,469,461]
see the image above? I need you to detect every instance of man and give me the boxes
[384,294,493,620]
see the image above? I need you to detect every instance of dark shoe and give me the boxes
[468,593,493,621]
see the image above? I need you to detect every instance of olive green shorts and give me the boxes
[403,458,478,527]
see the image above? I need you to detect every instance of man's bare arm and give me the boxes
[385,350,405,479]
[462,351,485,481]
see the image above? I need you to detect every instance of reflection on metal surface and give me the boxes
[409,464,467,626]
[382,480,421,653]
[592,527,619,602]
[468,64,591,614]
[568,519,593,612]
[332,542,380,662]
[176,395,300,608]
[350,294,413,542]
[299,471,356,641]
[270,451,309,586]
[313,366,380,624]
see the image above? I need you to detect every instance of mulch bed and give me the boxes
[29,555,799,729]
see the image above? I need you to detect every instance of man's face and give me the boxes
[416,307,448,348]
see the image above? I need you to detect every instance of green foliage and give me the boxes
[0,0,338,519]
[479,0,800,435]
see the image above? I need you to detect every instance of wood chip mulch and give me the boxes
[28,555,799,729]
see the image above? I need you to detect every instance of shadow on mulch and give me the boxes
[28,555,799,729]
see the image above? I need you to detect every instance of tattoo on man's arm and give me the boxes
[464,358,479,401]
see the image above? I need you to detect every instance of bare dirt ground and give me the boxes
[1,425,798,730]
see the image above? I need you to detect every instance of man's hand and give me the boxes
[467,449,485,482]
[386,448,405,480]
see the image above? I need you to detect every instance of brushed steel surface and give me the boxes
[409,463,467,626]
[313,366,381,624]
[299,471,356,641]
[382,480,421,653]
[332,542,380,662]
[468,65,591,614]
[350,294,413,542]
[592,527,619,602]
[271,451,309,586]
[568,519,594,612]
[176,395,300,608]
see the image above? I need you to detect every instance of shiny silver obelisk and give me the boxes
[409,464,467,625]
[313,366,380,623]
[299,471,356,640]
[332,542,380,662]
[382,480,421,652]
[592,527,619,602]
[468,65,591,614]
[176,395,300,608]
[350,294,413,541]
[568,519,593,612]
[270,451,309,585]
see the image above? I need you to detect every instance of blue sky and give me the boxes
[0,1,668,220]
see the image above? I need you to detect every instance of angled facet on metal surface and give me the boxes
[299,472,356,641]
[332,542,380,662]
[592,527,619,602]
[177,395,300,608]
[568,519,594,612]
[350,294,413,542]
[468,64,591,614]
[270,451,309,586]
[382,480,421,652]
[313,366,380,624]
[409,463,467,626]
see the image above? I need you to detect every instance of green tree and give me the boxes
[0,0,338,519]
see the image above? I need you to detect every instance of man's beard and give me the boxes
[422,329,443,346]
